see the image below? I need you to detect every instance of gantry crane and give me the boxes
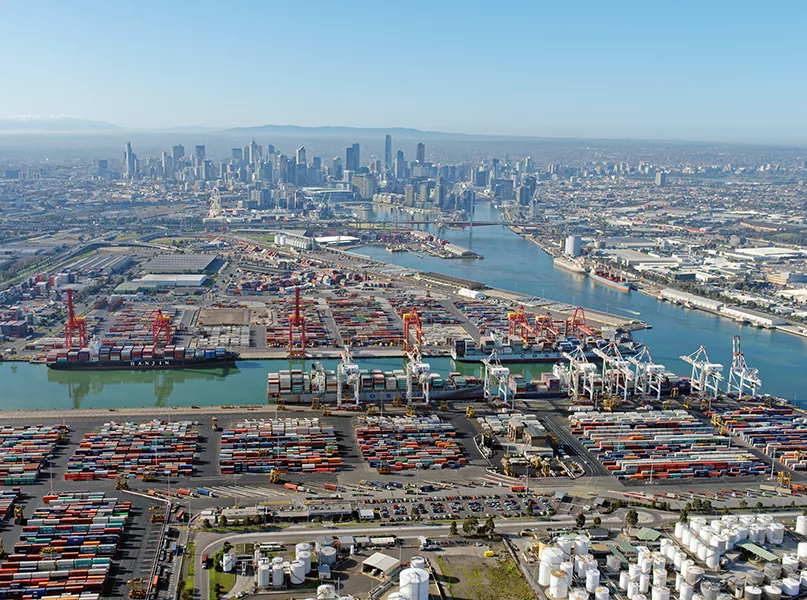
[128,578,147,599]
[628,347,666,402]
[402,307,424,352]
[288,287,307,357]
[681,345,723,402]
[483,350,511,408]
[405,346,431,406]
[593,342,634,403]
[562,346,598,405]
[151,308,173,346]
[727,335,762,398]
[508,306,537,345]
[336,347,361,407]
[148,506,165,523]
[64,288,87,349]
[534,312,560,343]
[566,306,597,341]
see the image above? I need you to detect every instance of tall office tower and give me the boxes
[123,141,135,179]
[416,142,425,164]
[345,143,360,171]
[384,134,392,167]
[332,157,343,180]
[201,160,214,181]
[296,146,307,165]
[231,148,243,161]
[96,160,108,178]
[194,145,206,165]
[434,179,447,208]
[172,144,184,163]
[655,171,667,187]
[395,150,406,179]
[161,152,174,178]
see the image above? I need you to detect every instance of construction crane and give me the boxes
[402,307,424,352]
[566,306,597,341]
[778,471,792,489]
[681,345,724,402]
[64,288,87,349]
[288,287,307,358]
[483,350,511,409]
[562,346,598,405]
[405,346,431,407]
[508,306,537,345]
[141,468,155,482]
[337,347,361,407]
[593,342,633,403]
[151,308,173,346]
[628,347,666,402]
[128,578,147,599]
[727,335,762,398]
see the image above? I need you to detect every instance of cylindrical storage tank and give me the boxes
[410,556,426,570]
[628,581,639,600]
[801,571,807,589]
[711,520,723,534]
[746,586,763,600]
[399,567,429,600]
[682,560,695,580]
[748,572,764,586]
[687,567,705,586]
[653,555,666,572]
[575,536,590,556]
[273,556,284,566]
[641,556,653,574]
[586,569,600,593]
[698,545,708,562]
[607,555,621,573]
[569,588,589,600]
[675,522,686,539]
[620,571,630,590]
[541,561,553,586]
[653,569,667,587]
[317,584,337,600]
[769,523,785,546]
[780,577,799,597]
[737,527,749,543]
[798,543,807,560]
[676,574,683,591]
[683,529,693,546]
[674,552,685,571]
[702,580,720,600]
[639,574,650,593]
[296,542,311,555]
[258,560,271,588]
[595,587,609,600]
[635,594,648,600]
[558,538,572,558]
[550,570,569,599]
[561,562,574,586]
[298,550,312,574]
[222,553,235,573]
[315,536,332,553]
[272,564,284,588]
[714,535,728,553]
[652,586,670,600]
[749,527,761,544]
[681,581,694,600]
[691,519,704,535]
[690,537,702,555]
[782,554,799,576]
[630,563,642,579]
[762,584,781,600]
[765,564,783,584]
[797,516,807,536]
[706,549,720,571]
[319,546,337,567]
[576,557,589,579]
[701,530,713,545]
[290,560,305,586]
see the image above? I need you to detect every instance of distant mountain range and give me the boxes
[0,116,121,132]
[224,124,481,139]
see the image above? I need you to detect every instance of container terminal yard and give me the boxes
[3,239,807,600]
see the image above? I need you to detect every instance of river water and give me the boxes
[1,202,804,409]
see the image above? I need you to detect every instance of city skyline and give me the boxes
[1,1,807,144]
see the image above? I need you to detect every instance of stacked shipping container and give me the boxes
[0,425,67,485]
[327,298,403,347]
[714,406,807,470]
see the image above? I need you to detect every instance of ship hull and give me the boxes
[452,350,599,363]
[553,257,587,274]
[269,385,485,404]
[47,357,238,371]
[589,273,631,292]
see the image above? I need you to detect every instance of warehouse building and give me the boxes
[718,305,786,327]
[659,288,724,311]
[144,254,217,274]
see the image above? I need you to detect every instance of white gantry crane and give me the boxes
[681,345,724,400]
[628,346,666,402]
[727,335,761,398]
[562,346,599,405]
[336,347,361,407]
[405,346,431,407]
[483,350,512,409]
[592,342,634,403]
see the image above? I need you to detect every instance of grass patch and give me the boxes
[183,542,195,591]
[433,548,533,600]
[209,569,236,600]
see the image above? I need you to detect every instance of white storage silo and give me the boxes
[399,567,429,600]
[768,523,785,546]
[296,542,312,555]
[222,552,235,573]
[410,556,426,570]
[796,516,807,536]
[540,559,553,586]
[675,522,686,539]
[680,581,694,600]
[628,581,639,600]
[652,587,670,600]
[595,586,610,600]
[319,546,337,566]
[550,570,569,599]
[569,588,588,600]
[290,560,305,586]
[586,569,600,592]
[639,573,650,593]
[257,559,271,588]
[271,563,284,588]
[561,561,574,585]
[297,550,312,574]
[653,569,667,586]
[619,571,630,590]
[780,577,799,596]
[557,538,572,558]
[316,584,336,600]
[606,555,620,573]
[575,536,590,556]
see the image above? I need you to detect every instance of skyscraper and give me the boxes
[172,144,184,163]
[345,143,360,171]
[248,140,260,164]
[416,142,425,164]
[655,171,667,187]
[161,152,173,178]
[296,146,307,165]
[395,150,406,179]
[123,141,135,179]
[194,145,206,163]
[384,135,392,168]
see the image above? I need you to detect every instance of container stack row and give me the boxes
[387,297,461,325]
[219,418,341,475]
[65,420,198,480]
[0,492,131,600]
[713,406,807,470]
[327,298,403,347]
[200,326,251,348]
[104,305,178,346]
[0,425,67,485]
[0,490,20,519]
[354,415,465,472]
[265,298,335,348]
[569,410,767,479]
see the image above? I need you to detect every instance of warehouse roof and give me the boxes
[740,542,779,562]
[635,527,662,542]
[362,552,400,576]
[145,254,216,274]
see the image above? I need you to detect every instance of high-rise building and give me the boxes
[201,160,214,181]
[231,148,243,161]
[416,142,425,164]
[194,145,206,164]
[172,144,184,163]
[123,141,135,179]
[161,152,174,178]
[395,150,406,179]
[565,235,583,257]
[296,146,307,165]
[384,135,392,168]
[96,159,108,179]
[351,173,376,199]
[332,157,343,180]
[345,143,360,171]
[655,171,667,187]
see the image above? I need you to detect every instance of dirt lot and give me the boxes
[198,307,251,326]
[431,543,534,600]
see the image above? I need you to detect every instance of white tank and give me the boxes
[635,594,648,600]
[798,544,807,560]
[410,556,426,570]
[681,581,694,600]
[749,526,761,544]
[682,528,693,546]
[762,584,782,600]
[653,569,667,586]
[783,554,799,573]
[675,522,686,539]
[222,552,235,573]
[595,587,610,600]
[705,548,720,570]
[315,536,332,553]
[674,552,685,571]
[690,537,702,555]
[557,538,572,557]
[641,556,653,574]
[652,587,670,600]
[290,560,305,586]
[316,584,336,600]
[737,526,749,543]
[272,564,284,588]
[540,560,553,586]
[801,571,807,589]
[569,588,589,600]
[319,546,337,566]
[627,581,639,600]
[258,559,271,588]
[780,577,799,596]
[388,595,407,600]
[399,567,429,600]
[561,561,574,585]
[698,545,708,562]
[797,516,807,536]
[620,571,630,590]
[690,520,702,535]
[701,529,713,545]
[746,586,763,600]
[606,555,621,573]
[297,550,312,574]
[272,556,284,566]
[586,569,600,592]
[713,535,728,553]
[576,557,589,579]
[296,542,311,555]
[653,555,666,571]
[711,520,723,534]
[687,566,705,585]
[575,536,590,556]
[665,544,676,561]
[768,523,786,546]
[675,574,682,591]
[550,570,569,599]
[639,573,650,593]
[630,563,642,579]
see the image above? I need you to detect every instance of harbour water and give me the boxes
[1,202,805,408]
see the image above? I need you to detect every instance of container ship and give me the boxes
[451,335,601,363]
[553,256,587,274]
[589,267,632,292]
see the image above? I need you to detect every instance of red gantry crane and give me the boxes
[151,308,173,346]
[534,312,560,343]
[566,306,596,341]
[402,306,424,352]
[507,306,537,345]
[288,287,307,357]
[64,289,87,349]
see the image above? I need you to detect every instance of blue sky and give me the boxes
[1,1,806,143]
